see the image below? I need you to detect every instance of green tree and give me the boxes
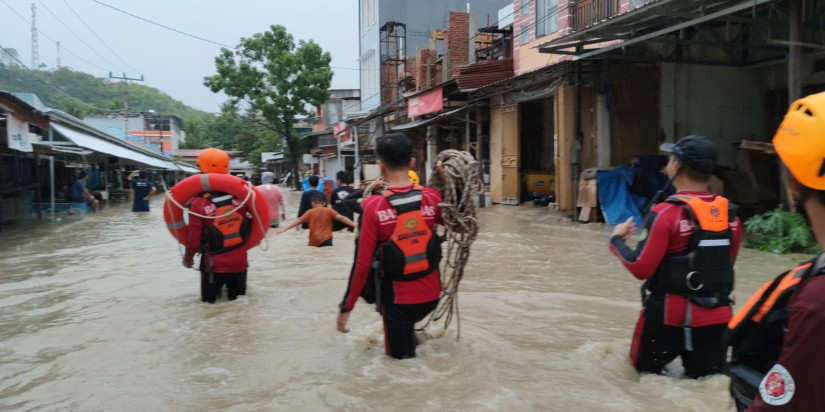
[203,25,332,188]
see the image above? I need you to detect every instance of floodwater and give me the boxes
[0,190,805,412]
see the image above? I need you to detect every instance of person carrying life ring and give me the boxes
[727,92,825,411]
[182,148,254,303]
[609,135,743,378]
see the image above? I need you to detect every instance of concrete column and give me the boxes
[425,125,438,186]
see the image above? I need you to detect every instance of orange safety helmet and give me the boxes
[197,148,230,174]
[773,91,825,190]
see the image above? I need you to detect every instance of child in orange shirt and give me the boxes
[277,195,355,247]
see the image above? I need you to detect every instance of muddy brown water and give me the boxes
[0,190,805,411]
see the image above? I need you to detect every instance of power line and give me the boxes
[60,0,142,75]
[34,0,124,73]
[90,0,236,49]
[89,0,366,72]
[0,43,125,113]
[0,0,111,72]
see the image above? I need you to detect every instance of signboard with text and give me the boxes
[407,87,443,117]
[6,114,32,152]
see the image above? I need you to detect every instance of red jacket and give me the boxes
[343,185,442,311]
[609,191,742,327]
[184,195,249,273]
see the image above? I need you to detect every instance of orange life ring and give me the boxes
[163,173,270,250]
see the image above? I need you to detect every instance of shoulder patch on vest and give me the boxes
[759,364,795,406]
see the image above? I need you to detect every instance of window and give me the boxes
[519,28,530,46]
[360,0,377,34]
[360,50,377,97]
[536,0,559,38]
[519,0,530,16]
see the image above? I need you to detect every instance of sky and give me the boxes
[0,0,359,113]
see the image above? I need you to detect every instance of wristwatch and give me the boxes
[338,302,349,313]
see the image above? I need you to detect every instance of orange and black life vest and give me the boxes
[727,253,825,409]
[203,192,252,254]
[379,186,442,281]
[648,195,735,307]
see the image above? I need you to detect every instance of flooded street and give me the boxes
[0,190,805,411]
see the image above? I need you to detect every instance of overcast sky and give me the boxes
[0,0,359,113]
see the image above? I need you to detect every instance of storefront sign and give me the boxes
[6,114,33,152]
[407,87,443,117]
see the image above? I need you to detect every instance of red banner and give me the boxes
[335,122,351,144]
[407,87,443,117]
[338,128,352,145]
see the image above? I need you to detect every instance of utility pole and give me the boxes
[31,3,38,69]
[109,72,144,140]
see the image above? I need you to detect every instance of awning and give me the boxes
[175,162,200,173]
[51,123,179,170]
[391,106,473,131]
[537,0,777,62]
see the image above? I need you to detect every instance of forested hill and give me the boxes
[0,64,211,122]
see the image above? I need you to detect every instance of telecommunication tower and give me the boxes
[31,3,39,69]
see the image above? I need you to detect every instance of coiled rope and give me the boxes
[422,149,482,339]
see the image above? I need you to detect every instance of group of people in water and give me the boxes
[168,91,825,410]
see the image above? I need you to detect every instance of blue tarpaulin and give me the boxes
[597,167,643,226]
[302,176,337,192]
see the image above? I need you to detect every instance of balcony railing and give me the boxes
[571,0,620,31]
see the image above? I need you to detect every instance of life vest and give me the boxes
[203,192,252,254]
[379,186,442,281]
[727,253,825,409]
[647,195,735,307]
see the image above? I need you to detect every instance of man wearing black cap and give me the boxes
[609,135,743,378]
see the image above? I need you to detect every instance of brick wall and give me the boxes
[415,49,438,91]
[447,12,470,79]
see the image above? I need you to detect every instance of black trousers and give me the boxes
[632,318,727,378]
[382,299,439,359]
[200,271,247,303]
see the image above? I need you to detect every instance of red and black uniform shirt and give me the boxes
[342,185,442,312]
[747,275,825,411]
[609,191,742,327]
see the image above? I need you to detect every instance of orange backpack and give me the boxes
[379,186,442,281]
[203,192,251,254]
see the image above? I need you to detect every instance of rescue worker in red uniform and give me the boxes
[337,133,443,359]
[609,135,742,378]
[183,148,251,303]
[728,92,825,411]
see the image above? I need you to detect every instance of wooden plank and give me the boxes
[490,106,503,203]
[556,85,577,211]
[609,64,660,166]
[578,206,592,222]
[579,84,599,170]
[501,104,520,204]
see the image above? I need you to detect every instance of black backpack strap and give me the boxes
[812,253,825,277]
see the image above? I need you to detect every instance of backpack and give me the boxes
[727,253,825,408]
[379,186,442,281]
[203,192,252,254]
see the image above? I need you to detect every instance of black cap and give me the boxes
[660,135,717,174]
